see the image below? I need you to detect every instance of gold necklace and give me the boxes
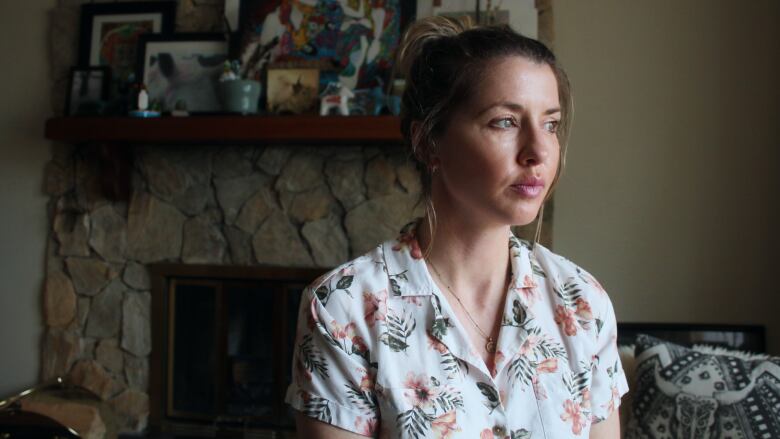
[427,258,498,354]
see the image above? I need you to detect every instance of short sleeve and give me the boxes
[284,281,379,436]
[588,291,630,423]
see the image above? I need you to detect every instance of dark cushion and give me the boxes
[624,334,780,439]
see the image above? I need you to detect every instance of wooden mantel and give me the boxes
[44,115,404,145]
[44,115,404,201]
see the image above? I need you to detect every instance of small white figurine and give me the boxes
[137,84,149,110]
[319,82,354,116]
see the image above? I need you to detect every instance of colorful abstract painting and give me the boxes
[240,0,415,90]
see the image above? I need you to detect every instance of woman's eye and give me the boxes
[491,118,516,129]
[544,120,560,133]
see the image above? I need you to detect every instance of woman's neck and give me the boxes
[417,212,511,305]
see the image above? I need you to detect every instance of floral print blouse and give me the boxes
[285,221,629,438]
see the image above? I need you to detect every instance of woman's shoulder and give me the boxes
[529,241,612,305]
[306,241,394,314]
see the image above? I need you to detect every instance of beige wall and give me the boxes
[0,1,56,396]
[553,0,780,354]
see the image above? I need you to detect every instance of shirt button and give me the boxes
[492,425,507,436]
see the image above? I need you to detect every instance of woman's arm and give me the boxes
[589,410,620,439]
[295,412,373,439]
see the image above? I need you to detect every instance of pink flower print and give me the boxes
[532,375,548,400]
[431,411,461,438]
[581,388,592,410]
[523,274,536,288]
[330,320,355,340]
[393,231,423,259]
[402,295,424,306]
[561,399,587,435]
[403,372,439,408]
[601,384,620,415]
[574,297,593,320]
[360,369,374,392]
[519,334,540,356]
[427,333,449,354]
[480,429,494,439]
[555,305,578,336]
[340,266,356,277]
[363,289,387,327]
[490,351,506,377]
[352,334,368,355]
[536,357,558,374]
[354,416,378,435]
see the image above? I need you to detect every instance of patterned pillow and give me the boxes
[624,334,780,439]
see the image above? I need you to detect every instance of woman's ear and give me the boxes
[409,120,440,170]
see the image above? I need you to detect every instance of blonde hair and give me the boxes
[395,16,573,251]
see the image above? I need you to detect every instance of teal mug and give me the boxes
[218,80,261,114]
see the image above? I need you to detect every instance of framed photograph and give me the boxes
[78,1,176,85]
[266,67,320,115]
[137,34,229,113]
[238,0,416,92]
[65,66,111,116]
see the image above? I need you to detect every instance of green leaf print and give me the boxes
[299,334,329,379]
[563,367,591,402]
[511,429,532,439]
[303,394,332,423]
[440,351,463,380]
[508,355,535,387]
[398,406,434,439]
[390,278,402,296]
[477,382,500,413]
[503,299,535,329]
[315,284,329,303]
[434,388,464,413]
[431,317,451,340]
[555,279,584,309]
[380,311,416,352]
[336,275,354,290]
[345,382,377,412]
[595,318,604,335]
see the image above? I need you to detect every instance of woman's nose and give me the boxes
[516,123,550,166]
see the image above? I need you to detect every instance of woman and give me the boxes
[285,16,628,439]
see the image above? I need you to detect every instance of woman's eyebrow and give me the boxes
[475,101,561,117]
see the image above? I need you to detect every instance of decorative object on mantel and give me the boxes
[136,33,229,113]
[65,66,111,116]
[128,83,161,118]
[237,0,416,92]
[266,67,320,115]
[215,37,276,114]
[319,81,355,116]
[77,1,176,115]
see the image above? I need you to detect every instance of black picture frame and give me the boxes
[136,33,230,114]
[235,0,417,89]
[64,66,111,116]
[78,1,176,84]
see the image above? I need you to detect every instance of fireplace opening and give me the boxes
[149,264,325,437]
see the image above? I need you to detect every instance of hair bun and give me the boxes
[396,15,475,80]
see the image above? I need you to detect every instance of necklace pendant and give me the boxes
[485,337,497,354]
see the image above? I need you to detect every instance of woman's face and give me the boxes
[433,56,562,227]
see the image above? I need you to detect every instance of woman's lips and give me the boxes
[510,179,545,197]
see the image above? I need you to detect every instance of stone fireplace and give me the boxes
[42,142,425,433]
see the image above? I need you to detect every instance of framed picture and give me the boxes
[65,66,111,116]
[78,1,176,85]
[266,67,320,115]
[237,0,416,92]
[137,34,229,113]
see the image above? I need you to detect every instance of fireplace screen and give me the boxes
[150,265,324,435]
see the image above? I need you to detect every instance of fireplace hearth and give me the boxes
[148,264,324,437]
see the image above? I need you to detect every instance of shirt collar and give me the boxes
[381,220,538,297]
